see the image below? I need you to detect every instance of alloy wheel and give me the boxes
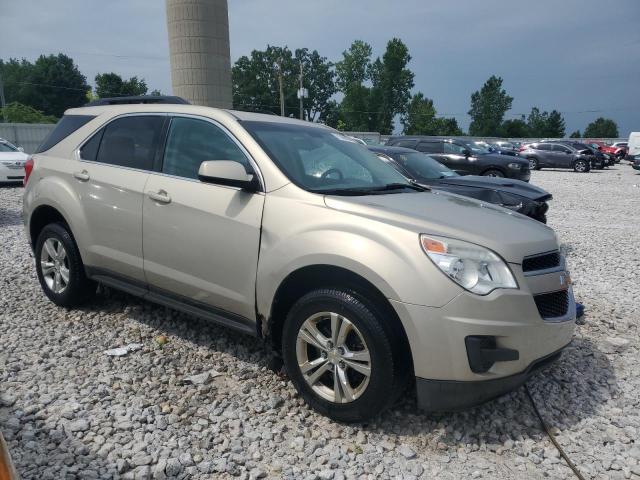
[295,312,371,403]
[40,238,69,294]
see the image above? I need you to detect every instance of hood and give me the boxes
[0,152,29,163]
[435,175,551,201]
[324,190,558,264]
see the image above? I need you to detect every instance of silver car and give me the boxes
[23,100,576,421]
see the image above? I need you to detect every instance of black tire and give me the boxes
[573,159,590,173]
[282,288,408,422]
[528,157,540,170]
[35,222,95,307]
[482,169,505,177]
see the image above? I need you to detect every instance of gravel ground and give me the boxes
[1,165,639,479]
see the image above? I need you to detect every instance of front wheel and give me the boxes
[282,289,407,422]
[35,223,95,307]
[528,157,540,170]
[573,159,590,173]
[482,169,505,177]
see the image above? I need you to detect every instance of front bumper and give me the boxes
[511,168,531,182]
[415,344,567,411]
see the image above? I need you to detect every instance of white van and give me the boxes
[628,132,640,158]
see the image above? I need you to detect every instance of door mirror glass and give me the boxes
[463,148,472,157]
[198,160,259,191]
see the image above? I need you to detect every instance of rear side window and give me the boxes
[394,140,418,148]
[535,143,552,151]
[162,117,249,180]
[35,115,95,153]
[416,141,443,153]
[94,116,164,170]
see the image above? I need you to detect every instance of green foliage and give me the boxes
[569,130,581,138]
[95,73,148,98]
[0,54,89,117]
[335,40,372,91]
[0,101,57,123]
[526,107,566,137]
[583,117,619,138]
[232,45,336,121]
[401,92,462,135]
[468,76,513,136]
[500,119,529,138]
[150,89,162,96]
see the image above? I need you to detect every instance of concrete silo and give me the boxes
[166,0,233,108]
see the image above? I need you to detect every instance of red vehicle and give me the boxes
[586,140,627,159]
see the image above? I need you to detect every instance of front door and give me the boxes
[142,116,265,321]
[442,141,473,174]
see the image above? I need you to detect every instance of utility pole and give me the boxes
[277,58,284,117]
[0,70,7,123]
[298,60,304,120]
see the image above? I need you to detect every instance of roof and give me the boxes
[64,103,327,128]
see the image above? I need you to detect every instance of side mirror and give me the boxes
[198,160,260,192]
[463,148,472,157]
[18,147,24,152]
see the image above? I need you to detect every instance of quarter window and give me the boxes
[94,116,164,170]
[162,117,249,180]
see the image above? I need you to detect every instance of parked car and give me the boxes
[0,138,29,183]
[632,155,640,171]
[23,97,576,421]
[491,141,519,156]
[520,142,592,172]
[385,136,531,181]
[610,142,628,159]
[560,141,610,169]
[628,133,640,159]
[368,145,551,222]
[586,140,627,160]
[584,141,619,164]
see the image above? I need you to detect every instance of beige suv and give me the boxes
[23,99,576,422]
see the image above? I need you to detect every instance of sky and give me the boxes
[1,0,639,136]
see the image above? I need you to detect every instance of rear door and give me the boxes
[142,115,265,321]
[534,143,554,167]
[76,114,166,283]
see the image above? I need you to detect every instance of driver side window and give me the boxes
[444,142,467,154]
[162,117,249,180]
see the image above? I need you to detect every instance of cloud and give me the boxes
[1,0,639,135]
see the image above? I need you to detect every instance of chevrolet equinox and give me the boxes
[23,99,576,422]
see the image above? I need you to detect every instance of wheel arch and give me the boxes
[264,264,413,373]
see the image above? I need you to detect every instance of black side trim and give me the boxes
[85,267,256,336]
[416,344,568,412]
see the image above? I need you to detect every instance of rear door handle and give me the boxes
[73,170,90,181]
[147,190,171,204]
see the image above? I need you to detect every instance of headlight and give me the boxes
[420,234,518,295]
[507,162,522,169]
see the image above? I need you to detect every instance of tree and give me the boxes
[0,54,89,117]
[335,41,373,130]
[95,73,148,98]
[402,92,436,134]
[546,110,566,138]
[368,38,414,134]
[0,102,57,123]
[500,118,529,138]
[401,92,462,135]
[468,76,513,136]
[583,117,619,138]
[569,130,581,138]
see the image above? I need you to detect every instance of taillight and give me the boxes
[23,157,34,186]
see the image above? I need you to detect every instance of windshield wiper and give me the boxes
[373,182,429,192]
[311,182,427,196]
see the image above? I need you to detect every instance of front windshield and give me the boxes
[390,151,458,180]
[242,121,414,194]
[0,142,18,153]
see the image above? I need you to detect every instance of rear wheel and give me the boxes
[528,157,540,170]
[482,169,505,178]
[282,289,407,422]
[35,223,95,307]
[573,159,590,173]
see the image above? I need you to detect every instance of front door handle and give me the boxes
[147,190,171,204]
[73,170,90,181]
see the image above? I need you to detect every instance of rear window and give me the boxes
[35,115,96,153]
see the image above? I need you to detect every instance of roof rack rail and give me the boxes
[85,95,190,107]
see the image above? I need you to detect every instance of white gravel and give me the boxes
[1,165,639,479]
